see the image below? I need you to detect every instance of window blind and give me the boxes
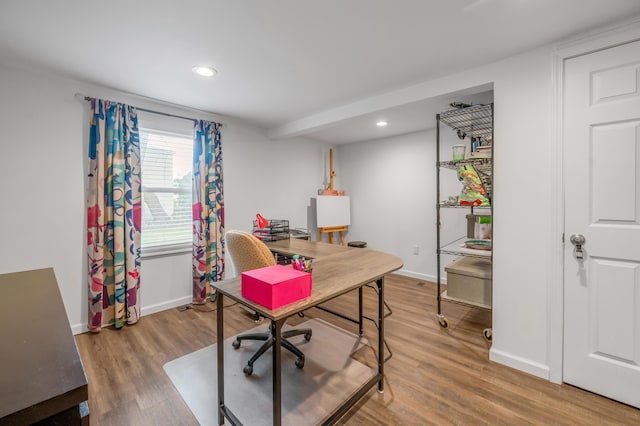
[139,127,193,250]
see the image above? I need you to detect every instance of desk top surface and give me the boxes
[0,268,88,422]
[267,238,351,258]
[213,239,403,321]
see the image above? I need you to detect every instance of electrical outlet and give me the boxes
[413,245,419,255]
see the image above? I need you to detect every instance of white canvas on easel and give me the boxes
[316,196,350,227]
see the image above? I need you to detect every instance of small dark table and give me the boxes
[0,268,88,424]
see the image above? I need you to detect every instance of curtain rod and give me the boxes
[80,95,223,127]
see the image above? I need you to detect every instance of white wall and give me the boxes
[223,123,326,235]
[0,62,325,334]
[337,94,492,281]
[334,47,556,379]
[337,129,463,281]
[489,48,555,377]
[0,65,87,332]
[338,131,435,278]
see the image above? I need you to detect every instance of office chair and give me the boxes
[225,230,312,376]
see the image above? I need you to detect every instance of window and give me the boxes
[139,126,193,254]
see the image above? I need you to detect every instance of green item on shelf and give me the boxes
[457,165,490,206]
[479,216,492,224]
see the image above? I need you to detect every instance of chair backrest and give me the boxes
[225,230,277,275]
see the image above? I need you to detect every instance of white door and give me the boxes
[563,39,640,408]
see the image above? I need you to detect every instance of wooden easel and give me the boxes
[318,225,347,245]
[318,148,348,245]
[327,148,336,192]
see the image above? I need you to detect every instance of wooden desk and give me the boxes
[213,239,403,425]
[0,268,88,424]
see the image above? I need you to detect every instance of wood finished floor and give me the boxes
[75,274,640,425]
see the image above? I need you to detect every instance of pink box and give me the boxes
[241,265,312,309]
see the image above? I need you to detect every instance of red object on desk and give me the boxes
[256,213,270,229]
[241,264,312,309]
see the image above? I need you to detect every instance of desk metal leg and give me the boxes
[358,287,363,336]
[377,277,385,393]
[272,318,285,426]
[216,293,225,425]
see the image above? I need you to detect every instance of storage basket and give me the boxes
[252,219,290,241]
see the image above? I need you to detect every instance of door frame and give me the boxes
[549,16,640,384]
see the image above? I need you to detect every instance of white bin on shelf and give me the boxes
[445,257,492,308]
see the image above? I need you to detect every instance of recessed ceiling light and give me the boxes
[192,66,217,77]
[376,121,388,127]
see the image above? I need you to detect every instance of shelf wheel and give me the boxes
[483,328,492,342]
[437,315,450,329]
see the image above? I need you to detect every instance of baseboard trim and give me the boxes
[490,347,550,380]
[71,323,88,335]
[394,269,443,283]
[141,295,193,317]
[71,295,193,335]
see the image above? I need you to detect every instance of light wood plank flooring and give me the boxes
[75,274,640,425]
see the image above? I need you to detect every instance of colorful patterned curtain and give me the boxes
[87,99,142,331]
[192,120,225,303]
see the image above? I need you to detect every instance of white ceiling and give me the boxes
[1,0,640,143]
[304,86,495,144]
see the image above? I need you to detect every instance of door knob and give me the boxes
[570,234,585,246]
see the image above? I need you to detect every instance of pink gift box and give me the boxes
[241,265,312,309]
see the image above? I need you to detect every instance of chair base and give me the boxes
[232,322,312,376]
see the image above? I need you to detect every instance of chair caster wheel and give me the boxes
[483,328,492,342]
[295,358,305,369]
[232,339,240,349]
[243,364,253,376]
[304,332,312,341]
